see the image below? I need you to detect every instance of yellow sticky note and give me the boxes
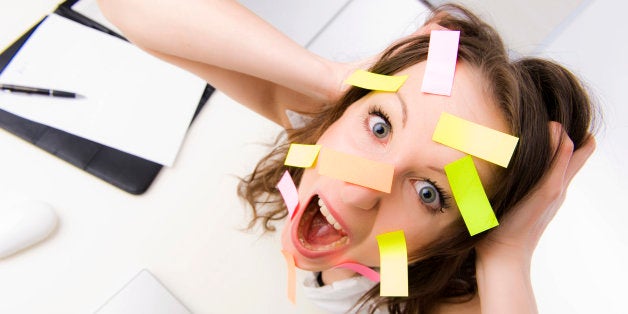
[445,156,499,236]
[317,147,394,193]
[281,250,296,304]
[284,143,321,168]
[433,112,519,168]
[377,230,408,297]
[344,69,408,92]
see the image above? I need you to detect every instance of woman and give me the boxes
[98,1,596,313]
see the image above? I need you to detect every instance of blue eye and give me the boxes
[414,181,443,212]
[368,115,391,139]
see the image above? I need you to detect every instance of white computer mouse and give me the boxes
[0,200,58,259]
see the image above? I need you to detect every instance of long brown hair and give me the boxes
[238,4,595,313]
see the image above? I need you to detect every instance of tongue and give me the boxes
[306,210,344,245]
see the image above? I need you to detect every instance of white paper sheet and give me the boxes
[94,269,191,314]
[0,14,206,166]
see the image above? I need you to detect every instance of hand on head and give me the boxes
[476,122,596,261]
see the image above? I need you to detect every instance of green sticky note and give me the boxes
[444,156,499,236]
[376,230,408,297]
[344,69,408,92]
[284,143,321,168]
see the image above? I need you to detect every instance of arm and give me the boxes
[474,122,596,313]
[97,0,350,126]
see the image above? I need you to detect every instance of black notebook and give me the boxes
[0,0,214,194]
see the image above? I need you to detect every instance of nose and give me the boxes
[340,183,382,210]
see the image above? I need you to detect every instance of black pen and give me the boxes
[0,84,85,99]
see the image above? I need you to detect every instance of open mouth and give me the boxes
[297,195,349,251]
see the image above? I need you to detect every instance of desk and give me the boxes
[0,2,307,313]
[0,1,427,313]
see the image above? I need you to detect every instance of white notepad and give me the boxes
[0,14,206,166]
[95,269,192,314]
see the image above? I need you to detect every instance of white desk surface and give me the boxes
[1,1,626,313]
[0,1,425,313]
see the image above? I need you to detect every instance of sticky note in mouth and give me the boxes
[421,30,460,96]
[344,69,408,92]
[377,230,408,297]
[284,143,321,168]
[433,112,519,168]
[317,147,394,193]
[277,170,299,219]
[445,155,499,236]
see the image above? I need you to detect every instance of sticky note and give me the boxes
[377,230,408,297]
[281,250,296,304]
[421,30,460,96]
[344,69,408,92]
[445,156,499,236]
[334,262,381,282]
[284,144,321,168]
[277,170,299,219]
[317,147,394,193]
[433,112,519,168]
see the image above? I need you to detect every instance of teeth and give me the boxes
[318,197,342,231]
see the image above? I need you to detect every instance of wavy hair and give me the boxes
[238,4,595,313]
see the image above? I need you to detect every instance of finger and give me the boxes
[564,135,596,186]
[544,122,573,188]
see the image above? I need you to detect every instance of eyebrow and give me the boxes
[395,93,408,127]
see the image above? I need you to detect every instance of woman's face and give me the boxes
[282,62,509,270]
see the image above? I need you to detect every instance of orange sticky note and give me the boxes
[433,112,519,168]
[317,147,394,193]
[281,250,296,304]
[445,156,499,236]
[344,69,408,92]
[377,230,408,297]
[284,144,321,168]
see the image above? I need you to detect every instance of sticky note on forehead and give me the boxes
[377,230,408,297]
[317,147,394,193]
[421,30,460,96]
[445,156,498,236]
[433,112,519,168]
[284,144,321,168]
[277,170,299,219]
[344,69,408,92]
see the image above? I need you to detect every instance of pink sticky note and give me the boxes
[277,170,299,219]
[421,30,460,96]
[281,250,297,304]
[334,262,381,282]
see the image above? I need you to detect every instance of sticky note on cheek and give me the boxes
[377,230,408,297]
[433,112,519,168]
[445,155,498,236]
[284,144,321,168]
[317,147,394,193]
[277,170,299,219]
[344,69,408,92]
[281,250,296,304]
[421,30,460,96]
